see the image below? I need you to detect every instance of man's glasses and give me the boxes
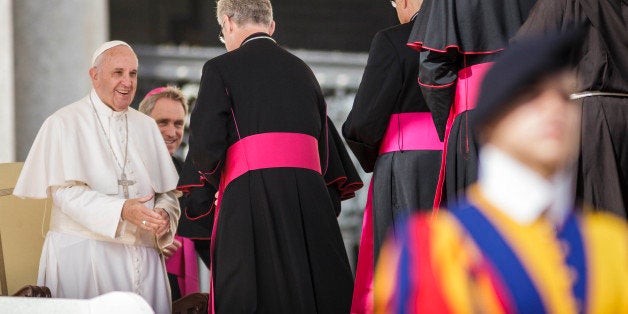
[219,19,226,44]
[219,30,225,44]
[390,0,396,8]
[218,15,232,44]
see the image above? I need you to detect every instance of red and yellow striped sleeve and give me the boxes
[581,212,628,313]
[374,212,507,314]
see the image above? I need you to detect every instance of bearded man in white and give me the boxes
[13,41,180,314]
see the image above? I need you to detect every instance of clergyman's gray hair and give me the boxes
[216,0,273,27]
[138,85,188,116]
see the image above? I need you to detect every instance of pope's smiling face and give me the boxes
[90,45,138,111]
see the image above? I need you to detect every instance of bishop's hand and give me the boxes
[154,208,171,237]
[121,194,168,233]
[162,238,182,259]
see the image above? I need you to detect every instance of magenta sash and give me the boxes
[221,132,322,187]
[454,62,492,115]
[352,112,443,313]
[379,112,444,154]
[433,62,493,209]
[351,181,375,314]
[165,235,200,296]
[209,132,322,313]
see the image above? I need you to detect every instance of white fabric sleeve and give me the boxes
[153,190,181,249]
[52,182,126,239]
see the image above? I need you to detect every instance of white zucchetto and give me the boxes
[91,40,133,67]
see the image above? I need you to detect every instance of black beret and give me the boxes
[472,29,583,131]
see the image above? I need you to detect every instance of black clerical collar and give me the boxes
[241,32,276,47]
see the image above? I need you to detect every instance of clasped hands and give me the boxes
[121,194,170,237]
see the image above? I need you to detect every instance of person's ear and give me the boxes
[223,14,233,34]
[268,20,276,36]
[89,67,98,85]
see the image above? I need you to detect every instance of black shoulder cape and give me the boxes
[408,0,538,53]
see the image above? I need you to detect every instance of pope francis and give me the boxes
[13,41,180,314]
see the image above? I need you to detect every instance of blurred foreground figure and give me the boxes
[375,31,628,313]
[514,0,628,218]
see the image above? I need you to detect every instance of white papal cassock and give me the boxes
[13,89,180,314]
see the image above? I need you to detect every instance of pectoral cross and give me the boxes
[118,173,136,199]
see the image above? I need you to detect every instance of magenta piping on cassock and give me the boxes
[202,160,223,177]
[184,203,214,221]
[327,176,363,200]
[418,79,456,89]
[407,42,505,55]
[323,104,330,176]
[177,173,208,195]
[230,108,242,140]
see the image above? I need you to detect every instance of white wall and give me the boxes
[13,0,108,160]
[0,0,15,162]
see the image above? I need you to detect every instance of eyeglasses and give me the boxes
[218,15,232,44]
[390,0,396,8]
[218,20,226,44]
[219,30,225,44]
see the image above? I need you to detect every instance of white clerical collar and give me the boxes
[241,34,276,47]
[477,145,574,226]
[90,89,128,118]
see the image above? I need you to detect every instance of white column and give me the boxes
[0,0,15,162]
[13,0,109,160]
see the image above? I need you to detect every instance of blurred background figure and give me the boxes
[342,0,441,312]
[375,31,628,313]
[138,86,212,301]
[407,0,538,208]
[514,0,628,219]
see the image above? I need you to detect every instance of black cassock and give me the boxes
[342,15,442,312]
[408,0,537,207]
[514,0,628,218]
[342,13,440,267]
[181,33,362,313]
